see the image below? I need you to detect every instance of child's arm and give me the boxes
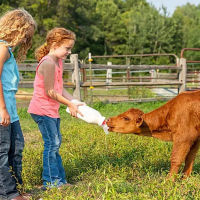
[0,44,10,126]
[40,60,82,117]
[62,88,86,105]
[62,88,74,101]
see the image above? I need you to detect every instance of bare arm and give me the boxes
[39,60,82,117]
[0,44,10,126]
[62,88,74,101]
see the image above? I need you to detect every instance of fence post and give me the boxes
[106,62,112,84]
[70,54,81,100]
[106,62,112,91]
[82,68,87,100]
[88,52,93,104]
[179,58,187,93]
[126,57,131,99]
[150,69,156,82]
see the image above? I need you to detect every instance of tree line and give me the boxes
[0,0,200,63]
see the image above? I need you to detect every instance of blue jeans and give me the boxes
[0,120,24,200]
[30,114,67,187]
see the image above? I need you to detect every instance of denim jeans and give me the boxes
[0,120,24,200]
[30,114,67,188]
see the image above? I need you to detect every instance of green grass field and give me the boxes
[19,101,200,200]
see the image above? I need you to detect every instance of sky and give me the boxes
[146,0,200,16]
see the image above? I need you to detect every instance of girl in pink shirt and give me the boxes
[28,27,83,190]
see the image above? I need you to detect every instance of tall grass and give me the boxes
[19,101,200,200]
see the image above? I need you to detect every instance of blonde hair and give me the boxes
[35,27,76,62]
[0,9,36,62]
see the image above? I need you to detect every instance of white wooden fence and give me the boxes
[17,53,191,103]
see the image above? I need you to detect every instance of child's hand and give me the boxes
[68,102,83,118]
[0,108,10,126]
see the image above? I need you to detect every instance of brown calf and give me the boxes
[107,90,200,177]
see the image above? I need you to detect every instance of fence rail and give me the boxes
[81,81,182,87]
[17,50,200,103]
[81,64,181,70]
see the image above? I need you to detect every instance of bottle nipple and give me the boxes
[101,120,109,134]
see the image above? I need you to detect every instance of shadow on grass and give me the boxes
[28,148,200,199]
[64,146,171,183]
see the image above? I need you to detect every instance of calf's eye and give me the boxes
[123,116,130,121]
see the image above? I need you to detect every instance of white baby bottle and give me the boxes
[66,99,109,134]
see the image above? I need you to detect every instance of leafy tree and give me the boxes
[173,3,200,60]
[96,0,127,55]
[56,0,103,58]
[0,0,199,61]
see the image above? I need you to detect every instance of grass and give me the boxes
[16,86,156,104]
[18,101,200,200]
[90,87,155,98]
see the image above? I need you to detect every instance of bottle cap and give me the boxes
[102,120,106,125]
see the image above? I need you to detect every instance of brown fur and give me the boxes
[107,90,200,177]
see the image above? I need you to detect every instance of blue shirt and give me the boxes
[0,40,19,123]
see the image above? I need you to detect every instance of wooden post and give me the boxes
[150,69,156,82]
[70,54,81,100]
[198,72,200,88]
[126,57,131,99]
[106,62,112,91]
[88,52,93,104]
[106,62,112,84]
[179,58,187,93]
[82,68,87,101]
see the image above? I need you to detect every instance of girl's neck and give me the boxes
[47,54,59,65]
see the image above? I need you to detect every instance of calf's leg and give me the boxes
[169,142,192,177]
[182,139,200,177]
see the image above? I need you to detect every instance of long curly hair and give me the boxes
[0,8,36,62]
[35,27,76,62]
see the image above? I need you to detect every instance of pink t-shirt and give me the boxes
[28,56,63,118]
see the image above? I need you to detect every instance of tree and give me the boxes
[173,3,200,59]
[96,0,127,55]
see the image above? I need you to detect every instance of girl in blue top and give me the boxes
[0,9,36,200]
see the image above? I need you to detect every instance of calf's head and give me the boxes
[107,108,144,134]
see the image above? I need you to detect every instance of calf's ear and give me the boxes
[136,116,143,127]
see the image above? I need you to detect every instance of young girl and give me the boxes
[28,27,83,190]
[0,9,36,200]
